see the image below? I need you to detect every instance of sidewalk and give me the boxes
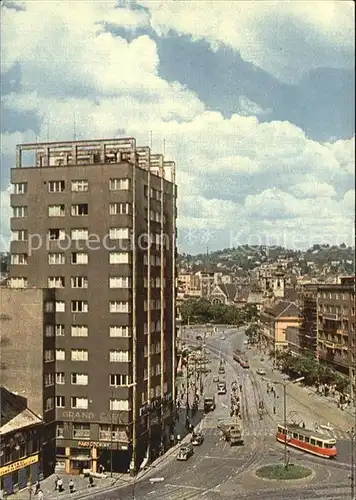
[248,348,354,432]
[10,473,126,500]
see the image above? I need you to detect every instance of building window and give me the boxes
[109,399,130,411]
[56,349,65,361]
[109,228,130,240]
[109,252,130,264]
[109,301,130,313]
[12,229,28,241]
[45,324,54,337]
[71,204,88,216]
[48,253,65,265]
[48,181,65,193]
[48,205,65,217]
[71,252,88,264]
[72,423,90,439]
[55,301,66,312]
[109,178,130,190]
[45,397,54,411]
[44,373,54,386]
[71,325,88,337]
[71,180,88,192]
[109,326,131,337]
[71,349,88,361]
[12,206,28,217]
[56,424,64,439]
[48,276,65,288]
[109,203,131,215]
[71,373,88,385]
[11,253,28,265]
[109,350,131,362]
[45,301,54,313]
[71,229,88,240]
[71,397,88,409]
[99,424,120,441]
[55,325,65,336]
[44,350,54,362]
[71,300,88,313]
[71,276,88,288]
[48,229,66,241]
[56,372,65,384]
[9,277,27,288]
[109,374,131,386]
[13,182,28,194]
[109,277,131,288]
[56,396,65,408]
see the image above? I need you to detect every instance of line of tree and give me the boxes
[273,350,349,393]
[180,298,259,326]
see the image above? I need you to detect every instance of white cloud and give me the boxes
[237,96,271,117]
[138,0,354,83]
[0,0,354,253]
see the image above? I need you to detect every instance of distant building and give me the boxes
[0,386,44,495]
[298,284,318,358]
[209,284,238,305]
[285,326,301,356]
[261,300,300,352]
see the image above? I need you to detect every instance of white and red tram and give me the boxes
[276,423,337,458]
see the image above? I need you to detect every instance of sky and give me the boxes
[0,0,355,254]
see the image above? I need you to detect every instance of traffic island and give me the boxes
[256,464,313,481]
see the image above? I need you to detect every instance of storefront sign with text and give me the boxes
[0,454,38,477]
[77,441,111,449]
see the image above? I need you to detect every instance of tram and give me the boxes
[276,423,337,458]
[233,351,241,363]
[239,358,250,369]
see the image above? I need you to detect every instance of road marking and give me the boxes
[165,483,205,491]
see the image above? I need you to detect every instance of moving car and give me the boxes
[204,395,216,412]
[256,368,266,376]
[191,432,204,446]
[177,444,194,461]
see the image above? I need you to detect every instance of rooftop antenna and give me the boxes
[73,111,77,140]
[163,139,166,157]
[47,119,50,142]
[150,130,153,149]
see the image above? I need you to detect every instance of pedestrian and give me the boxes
[57,477,64,492]
[0,488,5,500]
[177,433,181,443]
[69,479,75,493]
[302,422,305,429]
[35,481,41,494]
[54,476,59,491]
[37,490,43,500]
[88,476,94,488]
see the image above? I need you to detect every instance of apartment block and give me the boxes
[9,138,177,475]
[317,281,355,385]
[298,284,318,358]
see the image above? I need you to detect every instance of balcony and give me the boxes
[322,313,340,321]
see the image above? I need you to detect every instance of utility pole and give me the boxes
[283,383,287,469]
[349,427,355,500]
[186,362,190,419]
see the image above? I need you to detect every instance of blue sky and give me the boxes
[1,0,355,253]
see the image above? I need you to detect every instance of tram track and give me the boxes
[205,341,271,476]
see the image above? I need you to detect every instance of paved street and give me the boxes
[66,325,356,500]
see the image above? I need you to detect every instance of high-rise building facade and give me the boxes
[9,138,177,474]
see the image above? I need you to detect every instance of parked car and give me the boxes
[256,368,266,376]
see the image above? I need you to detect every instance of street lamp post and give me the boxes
[348,427,355,500]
